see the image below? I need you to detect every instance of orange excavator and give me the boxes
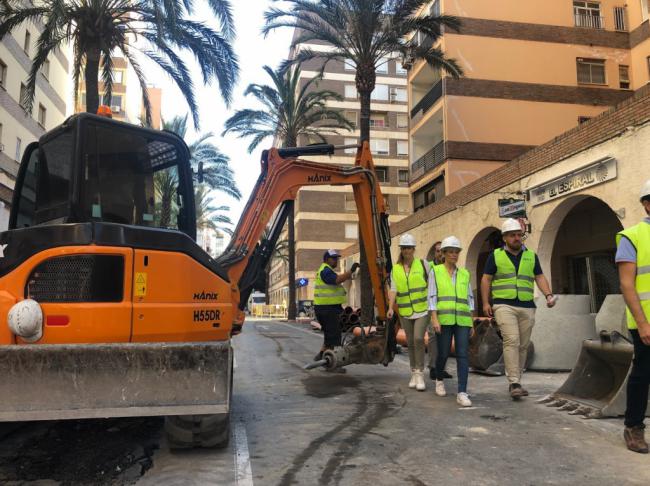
[0,113,395,448]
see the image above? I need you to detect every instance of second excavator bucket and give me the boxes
[538,331,638,418]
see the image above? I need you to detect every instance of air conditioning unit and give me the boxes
[401,53,415,69]
[111,105,121,113]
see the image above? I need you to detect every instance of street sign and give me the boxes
[498,198,526,218]
[296,278,309,288]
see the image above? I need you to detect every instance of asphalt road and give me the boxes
[1,319,649,485]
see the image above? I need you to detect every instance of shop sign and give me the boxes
[498,198,526,218]
[529,157,617,206]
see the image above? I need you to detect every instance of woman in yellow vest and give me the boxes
[430,236,474,407]
[387,234,431,391]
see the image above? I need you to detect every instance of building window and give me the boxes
[102,94,123,112]
[344,137,357,154]
[344,84,358,99]
[344,110,357,128]
[397,140,408,156]
[383,195,390,211]
[376,59,388,74]
[38,104,46,126]
[578,116,592,124]
[24,30,31,54]
[613,6,628,31]
[345,223,358,239]
[0,59,6,88]
[413,176,445,212]
[390,87,407,102]
[577,58,606,85]
[344,193,356,211]
[375,166,388,182]
[371,84,389,101]
[397,195,410,213]
[573,1,604,29]
[41,58,50,80]
[395,62,407,76]
[369,138,389,155]
[113,70,124,83]
[619,65,630,89]
[647,56,650,78]
[396,114,408,129]
[344,59,355,71]
[15,137,22,162]
[19,83,29,111]
[398,169,409,183]
[0,123,3,149]
[369,112,388,128]
[429,0,441,16]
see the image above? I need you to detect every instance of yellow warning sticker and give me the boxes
[135,272,147,297]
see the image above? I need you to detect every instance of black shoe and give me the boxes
[429,368,453,380]
[509,383,525,400]
[314,351,323,361]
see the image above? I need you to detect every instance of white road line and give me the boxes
[233,421,254,486]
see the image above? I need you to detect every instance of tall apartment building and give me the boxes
[0,21,71,229]
[267,34,412,307]
[408,0,650,211]
[76,56,163,129]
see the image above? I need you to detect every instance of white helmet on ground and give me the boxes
[440,236,462,250]
[8,299,43,342]
[398,233,417,247]
[640,179,650,200]
[501,218,523,234]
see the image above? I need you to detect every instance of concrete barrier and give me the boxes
[529,295,597,371]
[595,294,628,336]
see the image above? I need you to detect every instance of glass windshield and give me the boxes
[81,122,186,229]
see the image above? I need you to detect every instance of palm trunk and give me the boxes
[287,200,296,320]
[84,47,101,114]
[357,80,375,325]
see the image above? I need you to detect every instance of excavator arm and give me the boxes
[216,142,396,368]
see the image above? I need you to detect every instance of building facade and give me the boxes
[408,0,650,212]
[0,21,71,229]
[267,35,413,307]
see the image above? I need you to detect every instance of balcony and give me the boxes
[410,140,445,181]
[410,78,443,119]
[574,13,604,29]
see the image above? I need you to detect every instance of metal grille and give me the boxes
[26,255,124,302]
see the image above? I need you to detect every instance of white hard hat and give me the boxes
[398,233,417,247]
[8,299,43,342]
[440,236,462,250]
[501,218,523,234]
[641,179,650,200]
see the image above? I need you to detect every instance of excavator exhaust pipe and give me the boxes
[537,331,641,418]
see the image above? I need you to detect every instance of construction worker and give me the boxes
[480,218,555,399]
[313,250,359,370]
[617,179,650,454]
[428,240,452,381]
[387,234,431,391]
[429,236,474,406]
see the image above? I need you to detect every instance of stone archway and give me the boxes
[537,195,623,312]
[465,226,501,315]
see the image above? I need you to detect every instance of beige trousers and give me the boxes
[493,304,535,384]
[399,315,429,371]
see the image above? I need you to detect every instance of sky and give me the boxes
[149,0,294,226]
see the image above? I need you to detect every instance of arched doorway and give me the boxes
[540,196,623,313]
[465,226,501,315]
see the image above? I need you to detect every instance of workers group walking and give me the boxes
[617,179,650,454]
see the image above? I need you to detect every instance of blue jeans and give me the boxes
[435,325,471,393]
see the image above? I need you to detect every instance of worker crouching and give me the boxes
[313,249,359,373]
[429,236,474,407]
[387,234,431,391]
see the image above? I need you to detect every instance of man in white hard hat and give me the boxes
[313,249,359,371]
[616,179,650,453]
[480,218,555,400]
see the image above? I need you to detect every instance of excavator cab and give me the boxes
[10,113,196,237]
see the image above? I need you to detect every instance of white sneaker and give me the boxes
[435,380,446,397]
[457,392,472,407]
[415,370,426,391]
[408,370,417,389]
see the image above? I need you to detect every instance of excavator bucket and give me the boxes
[538,331,638,418]
[0,342,232,421]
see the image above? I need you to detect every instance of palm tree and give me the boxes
[263,0,463,321]
[222,64,353,320]
[195,184,234,236]
[164,115,241,200]
[260,226,289,305]
[0,0,238,128]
